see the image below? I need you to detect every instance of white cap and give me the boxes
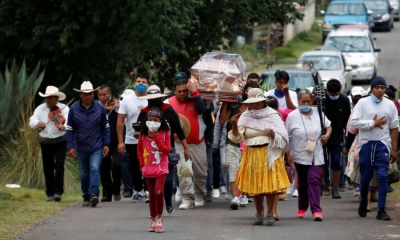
[351,86,366,96]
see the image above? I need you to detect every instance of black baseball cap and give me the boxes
[173,72,188,81]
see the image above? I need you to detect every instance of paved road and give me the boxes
[17,25,400,240]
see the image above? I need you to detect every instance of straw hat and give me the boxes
[73,81,99,93]
[38,86,66,101]
[121,89,134,98]
[178,114,191,137]
[138,85,167,100]
[242,88,266,104]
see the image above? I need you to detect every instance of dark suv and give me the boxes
[363,0,394,31]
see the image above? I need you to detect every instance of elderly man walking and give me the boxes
[67,81,110,207]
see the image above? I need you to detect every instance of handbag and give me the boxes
[168,147,180,165]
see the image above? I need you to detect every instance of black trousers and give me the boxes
[100,143,122,197]
[40,141,67,196]
[126,144,147,192]
[212,149,221,189]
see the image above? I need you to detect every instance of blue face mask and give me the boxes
[370,94,382,103]
[136,84,147,93]
[299,105,311,112]
[274,89,284,98]
[329,95,340,100]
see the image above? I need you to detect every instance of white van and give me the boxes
[322,27,381,82]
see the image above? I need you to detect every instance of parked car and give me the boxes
[389,0,400,21]
[364,0,394,31]
[320,0,374,43]
[259,68,316,94]
[297,51,352,94]
[322,27,381,82]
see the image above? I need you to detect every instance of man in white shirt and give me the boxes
[351,77,399,221]
[117,73,149,203]
[263,70,298,110]
[29,86,69,202]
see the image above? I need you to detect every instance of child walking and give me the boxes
[137,107,170,233]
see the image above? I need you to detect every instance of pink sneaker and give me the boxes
[155,218,164,233]
[313,212,323,221]
[296,209,306,218]
[148,220,156,232]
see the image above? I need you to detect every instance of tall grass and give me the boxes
[0,91,80,193]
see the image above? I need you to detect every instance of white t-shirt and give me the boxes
[264,89,298,108]
[350,96,399,152]
[285,108,331,166]
[118,93,148,144]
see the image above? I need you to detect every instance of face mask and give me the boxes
[352,98,359,106]
[299,105,311,113]
[136,84,147,93]
[329,95,339,100]
[370,94,382,103]
[146,121,161,132]
[274,89,284,98]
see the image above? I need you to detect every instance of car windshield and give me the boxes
[299,56,342,71]
[326,3,366,15]
[364,1,388,10]
[260,72,315,92]
[323,36,372,52]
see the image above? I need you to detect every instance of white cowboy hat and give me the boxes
[121,89,134,98]
[351,86,366,96]
[73,81,100,93]
[138,85,166,100]
[242,88,266,104]
[38,86,66,101]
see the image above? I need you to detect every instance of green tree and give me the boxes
[0,0,306,92]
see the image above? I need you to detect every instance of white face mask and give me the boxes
[146,121,161,132]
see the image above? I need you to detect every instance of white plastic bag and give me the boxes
[178,160,193,177]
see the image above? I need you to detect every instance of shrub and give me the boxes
[272,47,296,60]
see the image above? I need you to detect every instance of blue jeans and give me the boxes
[77,149,103,198]
[205,142,214,194]
[164,163,174,206]
[339,154,347,186]
[121,151,133,195]
[328,143,343,171]
[359,141,389,210]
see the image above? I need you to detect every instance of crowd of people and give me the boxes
[29,70,400,232]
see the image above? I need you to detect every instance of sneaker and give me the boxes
[230,197,240,210]
[123,192,132,198]
[322,187,330,196]
[339,184,346,192]
[348,185,354,190]
[279,193,287,201]
[148,220,156,232]
[175,188,182,203]
[212,189,220,199]
[220,186,227,194]
[54,194,61,202]
[354,187,360,196]
[155,218,164,233]
[297,209,306,218]
[254,217,263,225]
[114,195,121,201]
[204,193,213,202]
[101,196,112,202]
[286,183,294,195]
[248,197,253,202]
[376,208,391,220]
[131,193,144,203]
[358,201,368,217]
[195,199,205,207]
[313,212,323,221]
[266,215,275,226]
[388,185,394,193]
[240,195,249,207]
[143,193,150,203]
[225,193,232,200]
[46,196,55,202]
[82,197,90,207]
[331,188,342,199]
[90,194,99,207]
[166,205,174,215]
[292,189,298,197]
[179,200,194,210]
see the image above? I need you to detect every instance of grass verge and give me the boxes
[0,186,81,240]
[387,182,400,213]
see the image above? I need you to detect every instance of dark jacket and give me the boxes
[67,100,110,152]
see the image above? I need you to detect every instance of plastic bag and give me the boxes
[178,159,193,177]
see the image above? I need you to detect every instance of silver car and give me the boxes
[389,0,400,21]
[297,51,353,94]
